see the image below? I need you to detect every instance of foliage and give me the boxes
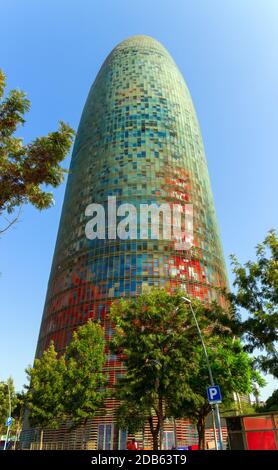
[110,288,221,449]
[228,230,278,378]
[25,342,66,429]
[25,321,107,433]
[172,338,265,449]
[114,401,149,436]
[110,288,265,449]
[259,389,278,412]
[64,320,107,426]
[11,391,27,436]
[0,69,75,225]
[0,377,17,435]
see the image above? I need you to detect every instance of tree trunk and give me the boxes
[152,432,159,451]
[197,416,205,450]
[158,396,164,450]
[148,417,159,450]
[82,419,88,449]
[39,428,44,450]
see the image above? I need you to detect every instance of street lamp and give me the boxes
[181,297,224,450]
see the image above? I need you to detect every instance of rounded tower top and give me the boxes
[102,35,175,73]
[114,35,167,49]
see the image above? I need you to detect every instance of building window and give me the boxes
[98,424,113,450]
[163,431,175,450]
[118,429,128,449]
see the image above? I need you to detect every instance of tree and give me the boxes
[110,288,204,450]
[0,377,17,436]
[0,379,26,447]
[0,69,75,231]
[12,391,27,446]
[171,338,265,449]
[64,320,107,428]
[110,288,265,450]
[25,342,66,449]
[228,230,278,377]
[25,321,107,448]
[260,389,278,412]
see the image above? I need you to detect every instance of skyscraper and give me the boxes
[29,35,228,449]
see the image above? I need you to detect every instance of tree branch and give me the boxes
[0,206,22,234]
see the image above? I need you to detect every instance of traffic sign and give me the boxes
[207,385,222,404]
[6,417,12,427]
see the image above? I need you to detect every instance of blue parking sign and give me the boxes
[207,385,222,404]
[6,416,12,427]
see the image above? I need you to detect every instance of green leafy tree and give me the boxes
[25,342,66,448]
[110,288,265,450]
[0,377,17,436]
[25,321,107,447]
[228,230,278,377]
[114,401,149,438]
[171,338,265,449]
[260,389,278,412]
[110,289,204,450]
[64,320,107,428]
[0,69,75,231]
[12,391,27,445]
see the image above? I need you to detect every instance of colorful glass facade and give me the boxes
[33,35,228,448]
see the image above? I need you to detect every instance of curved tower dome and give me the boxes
[34,35,228,449]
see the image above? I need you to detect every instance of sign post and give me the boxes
[207,386,223,450]
[181,297,224,451]
[4,416,12,450]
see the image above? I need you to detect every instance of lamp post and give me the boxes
[181,297,223,450]
[3,381,12,451]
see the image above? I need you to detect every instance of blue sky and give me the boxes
[0,0,277,400]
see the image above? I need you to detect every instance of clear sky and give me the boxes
[0,0,277,400]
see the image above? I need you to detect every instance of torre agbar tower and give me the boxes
[29,36,228,449]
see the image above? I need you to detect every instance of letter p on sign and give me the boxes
[207,385,222,404]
